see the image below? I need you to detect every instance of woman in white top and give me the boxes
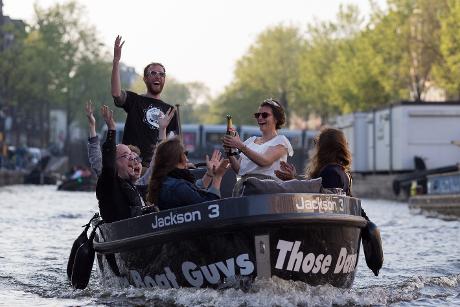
[222,98,293,196]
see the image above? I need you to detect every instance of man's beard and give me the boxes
[146,82,164,96]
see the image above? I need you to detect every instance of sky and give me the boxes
[3,0,386,96]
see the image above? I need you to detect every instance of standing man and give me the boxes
[111,35,178,167]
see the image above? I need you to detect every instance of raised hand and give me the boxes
[205,149,222,175]
[113,35,125,63]
[85,100,97,137]
[213,158,230,177]
[85,100,96,127]
[158,107,176,140]
[100,105,116,130]
[274,161,297,181]
[159,107,176,130]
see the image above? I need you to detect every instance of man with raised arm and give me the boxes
[111,35,178,167]
[96,105,144,223]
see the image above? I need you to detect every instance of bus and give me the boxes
[100,122,318,171]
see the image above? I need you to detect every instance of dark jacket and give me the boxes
[158,176,220,211]
[96,130,143,223]
[318,164,351,196]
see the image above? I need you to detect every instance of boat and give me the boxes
[57,176,97,192]
[409,170,460,217]
[92,192,367,289]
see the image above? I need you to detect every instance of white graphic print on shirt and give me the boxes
[143,106,165,130]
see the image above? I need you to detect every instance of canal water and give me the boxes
[0,185,458,306]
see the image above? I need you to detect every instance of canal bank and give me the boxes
[352,173,404,201]
[0,170,25,186]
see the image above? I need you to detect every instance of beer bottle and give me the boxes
[225,115,239,156]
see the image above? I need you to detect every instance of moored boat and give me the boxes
[409,170,460,217]
[93,193,367,289]
[57,176,97,192]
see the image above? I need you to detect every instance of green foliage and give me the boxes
[211,25,306,126]
[432,0,460,98]
[213,0,459,121]
[0,0,112,148]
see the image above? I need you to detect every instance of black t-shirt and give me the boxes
[117,91,178,164]
[318,164,351,196]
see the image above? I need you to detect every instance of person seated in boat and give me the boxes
[275,127,352,195]
[70,165,92,180]
[96,105,145,223]
[146,137,230,210]
[222,98,293,196]
[85,100,175,201]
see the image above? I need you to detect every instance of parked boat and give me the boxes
[92,193,367,289]
[409,170,460,217]
[57,176,97,192]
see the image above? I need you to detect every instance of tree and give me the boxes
[211,25,306,126]
[432,0,460,98]
[4,1,112,149]
[33,1,111,149]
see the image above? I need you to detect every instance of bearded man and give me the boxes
[111,35,178,167]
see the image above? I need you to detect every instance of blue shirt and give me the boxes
[158,176,220,210]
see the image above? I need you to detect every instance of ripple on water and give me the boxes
[1,187,460,306]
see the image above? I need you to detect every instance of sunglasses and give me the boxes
[254,112,272,119]
[146,70,166,78]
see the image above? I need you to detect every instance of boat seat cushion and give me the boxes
[242,177,323,195]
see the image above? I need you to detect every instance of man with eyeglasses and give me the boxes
[85,101,171,204]
[96,105,144,223]
[111,35,178,167]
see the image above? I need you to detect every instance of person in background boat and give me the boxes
[222,98,293,196]
[147,137,230,210]
[111,35,178,167]
[96,105,144,223]
[70,165,92,180]
[85,101,175,200]
[275,127,352,195]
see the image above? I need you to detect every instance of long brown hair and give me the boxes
[306,127,352,179]
[146,137,184,205]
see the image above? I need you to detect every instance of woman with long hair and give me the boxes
[222,98,293,196]
[147,137,229,210]
[275,127,352,195]
[276,127,383,276]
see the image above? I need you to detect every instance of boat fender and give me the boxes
[361,209,384,276]
[70,220,103,289]
[66,213,99,280]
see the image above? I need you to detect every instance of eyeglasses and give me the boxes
[117,154,142,163]
[146,70,166,78]
[263,98,281,108]
[254,112,272,119]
